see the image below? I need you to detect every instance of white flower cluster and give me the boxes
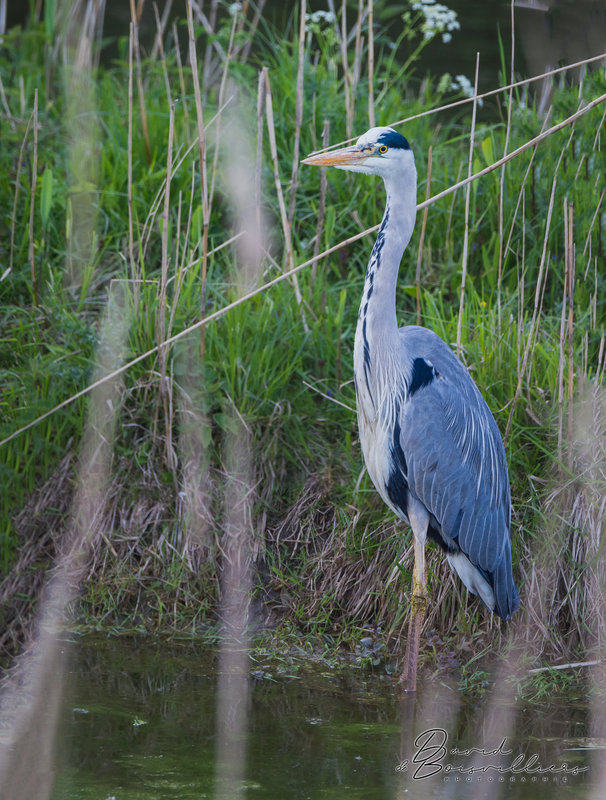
[411,0,460,43]
[451,74,474,97]
[305,10,337,26]
[228,2,242,16]
[448,74,483,105]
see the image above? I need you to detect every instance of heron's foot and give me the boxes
[400,591,428,692]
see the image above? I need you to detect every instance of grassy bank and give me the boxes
[1,2,605,681]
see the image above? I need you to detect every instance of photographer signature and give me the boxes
[395,728,589,780]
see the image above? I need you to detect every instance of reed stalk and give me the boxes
[28,89,38,307]
[153,2,172,106]
[186,0,210,358]
[311,119,330,283]
[558,207,569,464]
[288,0,307,227]
[172,20,189,127]
[156,102,175,465]
[497,0,516,335]
[456,52,479,356]
[566,201,575,463]
[415,145,432,326]
[129,0,151,164]
[150,0,172,62]
[263,68,307,331]
[367,0,375,127]
[208,8,238,211]
[202,0,219,103]
[239,0,266,63]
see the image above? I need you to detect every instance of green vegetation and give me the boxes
[1,2,605,685]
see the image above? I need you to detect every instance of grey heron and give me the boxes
[302,127,520,692]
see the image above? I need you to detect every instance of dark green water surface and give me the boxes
[50,635,602,799]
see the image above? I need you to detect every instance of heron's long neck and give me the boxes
[357,179,417,365]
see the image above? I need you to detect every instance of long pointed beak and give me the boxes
[301,145,368,167]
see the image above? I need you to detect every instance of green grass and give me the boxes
[1,3,605,679]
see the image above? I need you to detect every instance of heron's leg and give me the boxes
[400,501,429,692]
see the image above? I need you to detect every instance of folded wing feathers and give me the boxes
[402,364,510,576]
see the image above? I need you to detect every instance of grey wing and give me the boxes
[398,328,518,617]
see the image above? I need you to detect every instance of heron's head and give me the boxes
[302,126,415,181]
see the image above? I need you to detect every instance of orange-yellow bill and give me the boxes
[301,145,368,167]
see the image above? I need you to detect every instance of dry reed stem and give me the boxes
[557,197,570,467]
[352,0,364,122]
[367,0,375,127]
[156,102,175,465]
[497,0,516,335]
[566,202,575,462]
[415,145,432,326]
[153,2,172,106]
[129,0,151,164]
[288,0,307,226]
[208,9,238,211]
[302,379,355,413]
[456,52,479,356]
[186,0,210,358]
[202,0,219,101]
[150,0,172,62]
[4,91,606,450]
[592,103,606,152]
[28,89,38,307]
[172,20,189,126]
[583,188,605,260]
[557,207,568,467]
[192,0,224,66]
[516,190,526,377]
[528,659,600,673]
[235,1,249,41]
[338,0,353,139]
[239,0,267,63]
[311,119,330,282]
[263,68,308,331]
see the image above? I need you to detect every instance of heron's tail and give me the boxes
[490,542,520,621]
[446,547,520,621]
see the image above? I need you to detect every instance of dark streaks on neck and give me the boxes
[358,203,391,409]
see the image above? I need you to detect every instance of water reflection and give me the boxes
[51,636,596,800]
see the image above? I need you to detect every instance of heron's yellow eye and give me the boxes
[379,144,388,153]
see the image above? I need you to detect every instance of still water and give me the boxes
[50,636,599,799]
